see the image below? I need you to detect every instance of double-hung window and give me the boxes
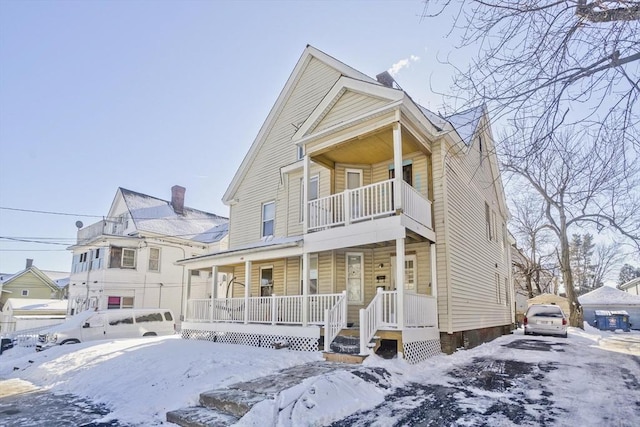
[262,202,275,237]
[300,176,319,223]
[148,247,160,272]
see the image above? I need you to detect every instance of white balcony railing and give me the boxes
[307,179,431,232]
[185,294,344,326]
[404,293,438,327]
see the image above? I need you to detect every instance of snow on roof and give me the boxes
[444,105,484,146]
[579,285,640,306]
[620,276,640,290]
[184,235,303,263]
[40,270,70,288]
[595,310,629,316]
[0,272,16,284]
[5,298,68,311]
[417,105,448,131]
[120,188,228,243]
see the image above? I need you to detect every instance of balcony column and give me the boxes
[303,151,310,233]
[210,266,219,321]
[244,261,251,324]
[430,244,438,299]
[393,122,403,213]
[395,237,405,329]
[302,251,310,326]
[182,269,192,322]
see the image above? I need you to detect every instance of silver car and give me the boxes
[524,304,568,338]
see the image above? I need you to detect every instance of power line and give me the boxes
[0,206,227,221]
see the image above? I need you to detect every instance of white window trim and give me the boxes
[345,168,363,190]
[122,248,136,269]
[346,252,364,305]
[21,289,29,296]
[148,247,161,272]
[261,201,275,238]
[300,254,319,294]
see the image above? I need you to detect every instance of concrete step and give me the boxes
[322,351,369,364]
[166,406,238,427]
[199,388,268,418]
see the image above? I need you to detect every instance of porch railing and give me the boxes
[324,291,348,348]
[404,293,438,327]
[308,179,431,231]
[359,288,397,356]
[401,181,432,227]
[185,293,344,325]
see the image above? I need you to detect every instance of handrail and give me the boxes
[324,291,347,349]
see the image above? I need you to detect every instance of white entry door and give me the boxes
[346,169,363,220]
[346,252,364,305]
[391,254,417,292]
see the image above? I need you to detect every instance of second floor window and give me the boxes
[148,247,160,272]
[109,247,137,269]
[300,176,319,222]
[262,201,275,237]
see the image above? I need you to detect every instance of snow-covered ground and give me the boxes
[1,325,639,426]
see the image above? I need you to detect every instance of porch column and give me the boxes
[430,244,438,299]
[395,238,405,329]
[393,122,403,212]
[303,152,310,233]
[302,251,310,326]
[182,269,192,322]
[210,266,219,321]
[244,261,251,324]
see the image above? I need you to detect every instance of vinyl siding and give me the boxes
[1,272,57,306]
[431,140,450,330]
[314,91,389,133]
[371,151,430,199]
[285,165,331,236]
[445,121,511,331]
[229,58,342,248]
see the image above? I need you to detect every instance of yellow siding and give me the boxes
[229,58,342,248]
[371,151,430,199]
[334,164,372,193]
[445,123,511,331]
[431,140,450,330]
[285,164,331,237]
[314,91,389,133]
[1,272,58,307]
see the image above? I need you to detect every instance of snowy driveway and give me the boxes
[328,335,640,427]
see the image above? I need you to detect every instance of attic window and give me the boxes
[21,289,29,296]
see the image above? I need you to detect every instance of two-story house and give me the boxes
[67,185,228,324]
[177,46,513,363]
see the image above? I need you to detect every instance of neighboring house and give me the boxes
[67,185,228,324]
[527,294,570,317]
[177,46,513,363]
[579,286,640,330]
[0,259,66,310]
[511,244,558,324]
[0,298,67,333]
[619,277,640,296]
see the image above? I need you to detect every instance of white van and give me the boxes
[36,308,175,351]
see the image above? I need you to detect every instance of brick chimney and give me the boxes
[171,185,186,215]
[26,258,33,268]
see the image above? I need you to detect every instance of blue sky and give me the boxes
[0,0,462,273]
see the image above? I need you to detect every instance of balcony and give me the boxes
[76,219,122,244]
[307,179,432,232]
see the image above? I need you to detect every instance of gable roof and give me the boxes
[118,188,228,244]
[444,105,485,146]
[579,285,640,306]
[0,266,61,293]
[222,45,378,205]
[619,276,640,291]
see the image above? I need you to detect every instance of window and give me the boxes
[297,145,304,160]
[504,278,510,307]
[136,313,163,323]
[108,313,134,325]
[122,248,136,268]
[107,296,134,310]
[262,202,275,237]
[496,273,501,304]
[260,266,273,296]
[389,163,413,186]
[485,202,492,241]
[346,253,364,304]
[164,311,173,321]
[300,254,319,294]
[391,255,417,292]
[21,289,29,296]
[148,247,160,272]
[492,211,498,242]
[300,176,319,223]
[191,270,200,277]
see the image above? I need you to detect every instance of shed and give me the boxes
[527,293,570,317]
[579,286,640,330]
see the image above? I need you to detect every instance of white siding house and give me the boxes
[67,185,228,325]
[177,46,513,362]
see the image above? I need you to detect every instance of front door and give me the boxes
[346,253,364,305]
[391,254,417,293]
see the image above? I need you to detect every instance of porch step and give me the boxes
[329,335,361,354]
[322,351,369,364]
[166,406,238,427]
[199,389,268,418]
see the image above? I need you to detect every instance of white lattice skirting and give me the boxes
[182,329,319,352]
[403,339,443,364]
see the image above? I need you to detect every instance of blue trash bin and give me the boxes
[593,310,630,332]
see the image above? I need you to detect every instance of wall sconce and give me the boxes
[378,263,384,269]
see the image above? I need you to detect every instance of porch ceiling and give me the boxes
[311,128,423,166]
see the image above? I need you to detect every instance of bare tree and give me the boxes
[590,241,623,289]
[422,0,640,151]
[502,127,640,327]
[510,192,559,298]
